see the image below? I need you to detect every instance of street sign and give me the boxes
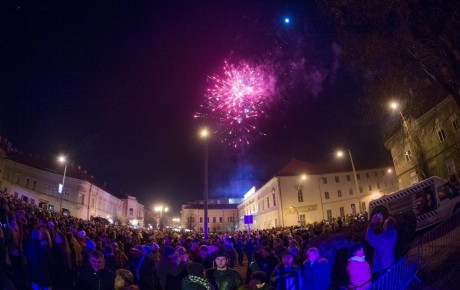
[244,215,253,224]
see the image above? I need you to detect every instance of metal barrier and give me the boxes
[369,210,460,289]
[370,257,417,290]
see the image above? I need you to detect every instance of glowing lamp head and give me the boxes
[301,174,307,181]
[390,101,399,110]
[336,151,344,158]
[284,17,290,24]
[200,129,209,138]
[58,155,66,163]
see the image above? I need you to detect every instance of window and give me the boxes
[405,149,413,162]
[32,180,37,190]
[447,158,456,175]
[227,216,233,222]
[359,186,363,193]
[261,201,264,211]
[437,128,447,142]
[351,203,356,215]
[340,207,345,217]
[335,176,340,183]
[374,171,378,177]
[26,178,30,188]
[51,185,57,196]
[357,174,361,180]
[267,197,270,208]
[327,210,332,220]
[78,194,85,204]
[410,171,419,185]
[324,192,330,199]
[349,188,353,195]
[337,190,342,197]
[366,173,370,178]
[346,175,351,181]
[273,193,276,206]
[393,158,399,168]
[200,227,203,232]
[129,208,134,216]
[361,202,366,211]
[377,183,380,189]
[200,217,203,223]
[44,183,50,194]
[299,214,306,226]
[219,217,223,222]
[298,189,304,202]
[322,177,328,184]
[16,175,21,184]
[453,118,460,132]
[213,217,216,223]
[91,198,95,208]
[368,185,372,191]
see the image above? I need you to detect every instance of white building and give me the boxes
[180,198,241,232]
[238,159,398,229]
[1,153,144,225]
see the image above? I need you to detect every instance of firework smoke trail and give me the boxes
[195,60,276,147]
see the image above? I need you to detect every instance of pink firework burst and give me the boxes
[196,60,276,147]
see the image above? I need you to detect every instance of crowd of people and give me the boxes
[0,191,401,290]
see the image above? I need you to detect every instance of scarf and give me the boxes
[188,275,213,290]
[348,255,366,262]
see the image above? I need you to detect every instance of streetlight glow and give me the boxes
[200,128,209,138]
[300,174,307,181]
[390,101,399,110]
[336,150,344,158]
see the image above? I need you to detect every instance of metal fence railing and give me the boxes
[369,210,460,289]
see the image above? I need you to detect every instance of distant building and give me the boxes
[238,159,397,229]
[385,96,460,188]
[1,152,144,226]
[180,198,241,232]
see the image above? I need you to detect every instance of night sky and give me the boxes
[0,1,392,213]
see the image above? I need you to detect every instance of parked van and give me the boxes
[369,176,460,230]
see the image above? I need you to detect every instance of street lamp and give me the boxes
[58,155,67,214]
[200,128,209,239]
[154,205,169,229]
[337,149,361,213]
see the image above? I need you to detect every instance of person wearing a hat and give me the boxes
[346,243,371,290]
[156,245,187,290]
[181,262,214,290]
[206,249,243,290]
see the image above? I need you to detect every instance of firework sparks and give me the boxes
[195,60,276,147]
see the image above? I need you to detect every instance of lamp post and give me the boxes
[154,205,169,229]
[58,155,67,214]
[317,176,325,220]
[337,149,361,212]
[200,128,209,239]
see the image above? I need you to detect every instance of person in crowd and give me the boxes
[136,245,160,290]
[181,262,214,290]
[365,215,397,280]
[115,269,139,290]
[273,238,288,261]
[244,237,255,265]
[52,230,73,290]
[223,237,238,268]
[24,229,53,290]
[206,249,244,290]
[245,271,269,290]
[270,252,300,290]
[235,235,245,266]
[346,242,371,290]
[76,250,116,290]
[156,245,188,290]
[288,240,300,265]
[116,242,129,270]
[247,246,279,284]
[103,244,117,271]
[299,247,331,290]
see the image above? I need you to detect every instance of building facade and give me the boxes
[180,198,241,232]
[238,159,397,229]
[1,153,144,226]
[385,96,460,188]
